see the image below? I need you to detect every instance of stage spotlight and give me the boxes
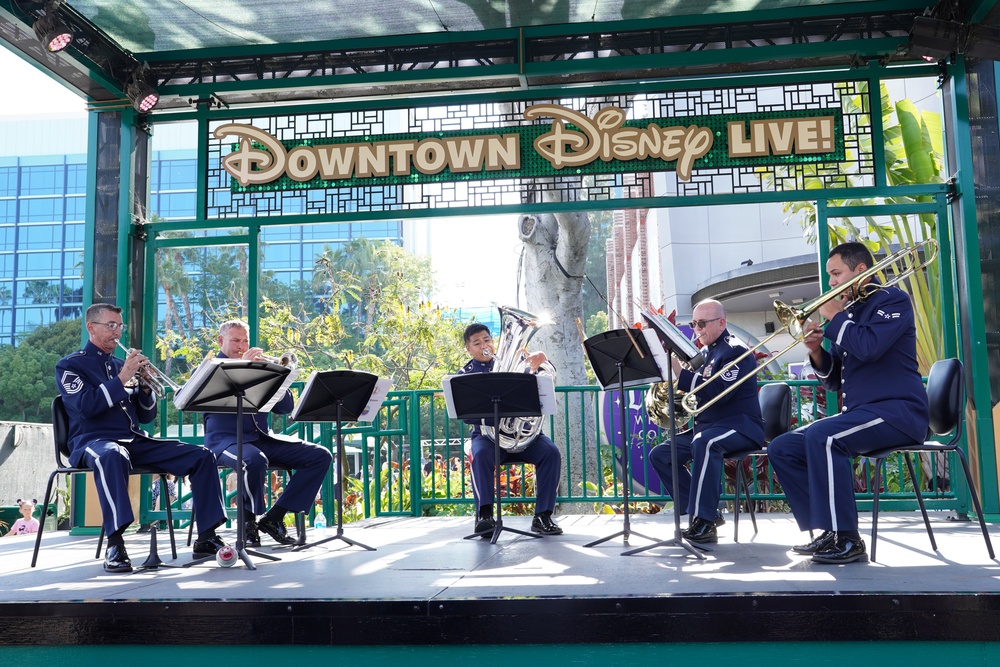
[32,5,73,53]
[126,69,159,113]
[907,15,964,61]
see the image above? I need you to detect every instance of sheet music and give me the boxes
[356,377,392,423]
[641,307,703,369]
[259,364,301,412]
[441,373,555,419]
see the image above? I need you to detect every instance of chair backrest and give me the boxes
[759,382,792,444]
[51,395,72,465]
[926,358,964,437]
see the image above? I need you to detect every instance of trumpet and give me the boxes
[679,239,939,418]
[251,351,298,368]
[116,341,181,400]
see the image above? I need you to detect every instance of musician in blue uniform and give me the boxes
[56,304,228,573]
[768,242,929,564]
[202,320,332,546]
[648,299,765,544]
[459,322,563,536]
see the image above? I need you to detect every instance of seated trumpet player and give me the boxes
[56,304,229,572]
[647,299,764,544]
[767,242,928,564]
[202,320,332,546]
[459,322,563,536]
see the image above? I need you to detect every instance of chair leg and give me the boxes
[733,461,742,543]
[187,505,196,547]
[743,463,758,536]
[904,454,936,552]
[159,475,178,560]
[871,458,884,562]
[955,447,996,559]
[31,471,60,568]
[96,527,105,559]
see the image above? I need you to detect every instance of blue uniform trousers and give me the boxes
[469,433,560,514]
[216,435,332,515]
[768,409,919,533]
[649,426,759,521]
[77,436,226,538]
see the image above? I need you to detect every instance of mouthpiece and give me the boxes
[482,348,493,357]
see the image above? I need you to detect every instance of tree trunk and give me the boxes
[518,205,596,504]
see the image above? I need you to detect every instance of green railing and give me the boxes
[136,378,977,527]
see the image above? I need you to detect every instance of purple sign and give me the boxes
[599,388,669,496]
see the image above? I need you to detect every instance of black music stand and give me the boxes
[621,342,706,559]
[582,328,663,548]
[291,370,383,552]
[445,372,545,544]
[175,359,290,570]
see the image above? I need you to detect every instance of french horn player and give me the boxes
[647,299,764,544]
[458,313,563,537]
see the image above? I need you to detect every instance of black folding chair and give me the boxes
[726,382,793,542]
[32,395,178,567]
[868,358,995,562]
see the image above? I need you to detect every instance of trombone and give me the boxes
[679,239,939,418]
[116,341,181,400]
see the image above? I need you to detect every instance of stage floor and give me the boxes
[3,512,1000,645]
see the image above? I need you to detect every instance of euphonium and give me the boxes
[644,380,692,435]
[483,306,556,453]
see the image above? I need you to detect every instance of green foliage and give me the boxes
[0,318,82,422]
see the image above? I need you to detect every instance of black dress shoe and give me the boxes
[531,513,563,535]
[103,544,133,573]
[811,534,868,564]
[258,516,296,545]
[192,534,227,557]
[682,517,718,544]
[474,516,496,538]
[245,519,261,548]
[713,510,726,527]
[791,530,835,555]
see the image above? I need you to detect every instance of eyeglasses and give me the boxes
[688,318,721,329]
[91,321,127,332]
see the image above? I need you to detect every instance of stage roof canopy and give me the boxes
[0,0,997,113]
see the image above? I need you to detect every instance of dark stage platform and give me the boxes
[2,513,1000,647]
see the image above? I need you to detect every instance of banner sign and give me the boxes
[216,104,843,192]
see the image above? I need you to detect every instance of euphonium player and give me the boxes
[56,304,228,572]
[459,322,563,536]
[768,242,929,564]
[648,299,764,544]
[202,320,332,546]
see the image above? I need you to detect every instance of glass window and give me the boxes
[263,243,296,269]
[20,198,61,223]
[0,200,14,224]
[0,226,12,252]
[0,281,11,305]
[15,307,49,332]
[64,223,84,248]
[157,159,197,190]
[0,254,12,279]
[64,251,83,275]
[18,225,60,250]
[0,168,16,197]
[17,279,57,303]
[22,165,62,195]
[152,192,196,220]
[17,252,61,277]
[66,164,87,194]
[65,196,85,222]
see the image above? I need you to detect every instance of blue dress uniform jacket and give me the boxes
[813,280,929,443]
[56,341,226,537]
[768,280,930,533]
[649,328,765,521]
[201,352,332,515]
[457,357,561,515]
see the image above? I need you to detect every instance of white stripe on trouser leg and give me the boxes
[825,417,884,531]
[222,449,257,515]
[86,445,119,531]
[692,429,736,519]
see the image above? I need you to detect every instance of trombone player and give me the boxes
[202,320,332,546]
[56,304,229,572]
[768,242,929,564]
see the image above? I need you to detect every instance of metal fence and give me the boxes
[140,378,973,527]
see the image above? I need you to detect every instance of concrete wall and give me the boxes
[0,421,55,507]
